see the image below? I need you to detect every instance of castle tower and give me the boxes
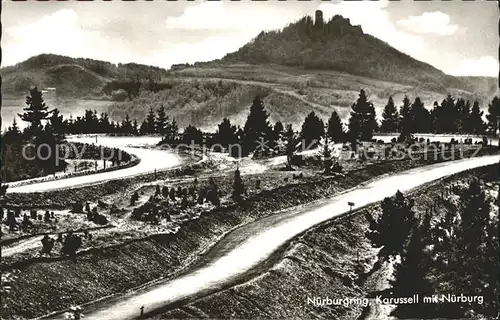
[315,10,324,28]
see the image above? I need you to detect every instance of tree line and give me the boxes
[3,87,500,176]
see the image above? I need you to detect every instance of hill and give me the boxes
[1,53,168,97]
[208,12,496,95]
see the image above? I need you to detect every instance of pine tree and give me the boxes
[458,179,491,258]
[182,125,204,145]
[458,99,471,133]
[242,96,273,156]
[380,97,399,133]
[98,112,112,133]
[83,109,99,133]
[145,107,156,134]
[469,101,485,134]
[214,118,238,155]
[366,191,416,260]
[399,96,412,136]
[486,96,500,134]
[156,105,168,134]
[164,118,178,143]
[391,230,434,318]
[410,97,431,133]
[49,108,65,134]
[18,86,51,136]
[440,94,459,133]
[327,110,344,142]
[121,114,133,134]
[3,118,22,143]
[465,101,486,134]
[273,121,284,141]
[301,111,325,147]
[348,89,377,142]
[132,119,139,135]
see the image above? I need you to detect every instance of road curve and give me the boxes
[6,136,182,194]
[47,154,499,320]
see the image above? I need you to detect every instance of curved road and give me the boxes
[47,154,499,320]
[6,136,181,193]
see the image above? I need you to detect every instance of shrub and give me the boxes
[92,213,109,225]
[40,235,55,255]
[130,192,139,205]
[71,203,83,213]
[162,186,169,198]
[44,210,51,222]
[232,168,245,202]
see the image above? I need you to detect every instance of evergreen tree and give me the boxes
[18,86,51,135]
[380,96,399,133]
[469,101,485,134]
[457,99,471,133]
[3,118,22,143]
[458,179,491,258]
[156,105,168,134]
[326,110,344,142]
[399,96,412,136]
[98,112,112,133]
[139,108,155,135]
[164,118,178,143]
[214,118,239,156]
[83,109,99,133]
[391,230,434,318]
[366,190,416,260]
[273,121,284,141]
[410,97,431,133]
[145,107,157,134]
[121,114,134,134]
[486,96,500,134]
[301,111,325,147]
[348,89,377,142]
[182,125,204,145]
[242,96,273,156]
[49,108,65,134]
[438,95,458,133]
[132,119,139,135]
[482,217,500,316]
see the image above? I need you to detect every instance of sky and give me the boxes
[1,0,498,77]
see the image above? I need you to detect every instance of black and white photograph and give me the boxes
[1,0,499,319]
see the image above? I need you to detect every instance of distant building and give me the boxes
[43,87,56,97]
[315,10,324,28]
